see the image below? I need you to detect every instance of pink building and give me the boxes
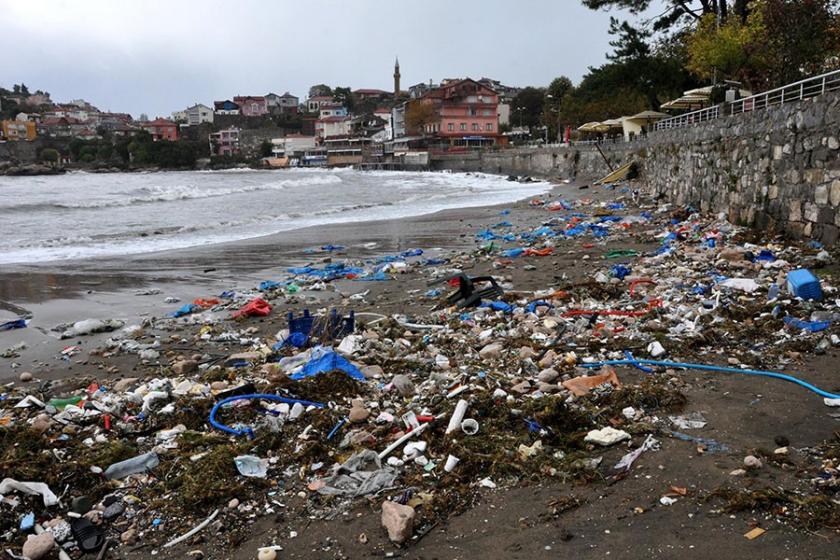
[416,78,499,145]
[233,96,268,117]
[209,127,241,156]
[142,118,179,141]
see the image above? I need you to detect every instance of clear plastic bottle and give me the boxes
[104,452,159,480]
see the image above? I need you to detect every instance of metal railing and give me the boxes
[654,68,840,132]
[654,104,720,131]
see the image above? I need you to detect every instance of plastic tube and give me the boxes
[378,417,439,460]
[581,359,840,400]
[209,393,326,438]
[445,399,468,434]
[163,509,219,548]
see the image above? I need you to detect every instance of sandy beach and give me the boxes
[2,171,840,560]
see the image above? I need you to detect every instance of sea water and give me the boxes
[0,168,550,264]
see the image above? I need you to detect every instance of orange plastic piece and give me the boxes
[561,366,621,396]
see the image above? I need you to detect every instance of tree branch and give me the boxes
[675,0,702,19]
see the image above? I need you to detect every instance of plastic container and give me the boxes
[104,452,159,480]
[48,395,83,411]
[786,269,823,301]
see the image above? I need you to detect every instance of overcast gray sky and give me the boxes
[0,0,656,118]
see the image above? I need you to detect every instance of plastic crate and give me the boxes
[786,269,823,301]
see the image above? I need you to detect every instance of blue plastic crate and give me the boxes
[786,269,823,301]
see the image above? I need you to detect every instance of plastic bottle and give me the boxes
[767,283,780,302]
[104,452,160,480]
[48,396,83,411]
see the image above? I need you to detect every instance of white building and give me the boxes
[391,103,406,139]
[497,103,511,127]
[185,104,214,126]
[271,134,317,157]
[318,116,355,139]
[266,92,299,114]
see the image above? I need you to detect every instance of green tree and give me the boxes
[308,84,332,98]
[686,11,768,87]
[511,87,546,128]
[332,86,355,113]
[259,140,273,158]
[405,101,437,135]
[581,0,756,31]
[546,76,573,108]
[603,19,695,109]
[40,148,59,165]
[762,0,840,86]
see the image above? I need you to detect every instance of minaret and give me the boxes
[393,57,401,96]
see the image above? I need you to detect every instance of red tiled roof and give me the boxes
[318,116,352,123]
[144,119,177,126]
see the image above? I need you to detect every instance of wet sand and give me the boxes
[0,179,577,382]
[3,172,840,560]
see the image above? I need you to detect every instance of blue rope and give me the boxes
[209,393,326,438]
[582,359,840,400]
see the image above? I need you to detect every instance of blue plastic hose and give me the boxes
[209,393,326,438]
[581,359,840,400]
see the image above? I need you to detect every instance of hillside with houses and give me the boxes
[0,63,525,172]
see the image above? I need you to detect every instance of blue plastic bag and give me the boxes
[289,347,366,381]
[259,280,282,291]
[0,319,26,331]
[167,303,200,318]
[783,316,830,332]
[480,301,514,313]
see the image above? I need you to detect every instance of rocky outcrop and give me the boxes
[0,162,66,176]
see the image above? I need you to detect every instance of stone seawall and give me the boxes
[429,143,638,181]
[644,92,840,243]
[432,90,840,244]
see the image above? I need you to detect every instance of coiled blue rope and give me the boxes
[582,359,840,400]
[209,393,326,438]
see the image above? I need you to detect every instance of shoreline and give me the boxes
[0,172,570,383]
[2,168,839,560]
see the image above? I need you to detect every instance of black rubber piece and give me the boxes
[71,518,105,553]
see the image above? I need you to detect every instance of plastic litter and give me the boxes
[232,298,272,319]
[786,269,823,301]
[289,347,367,381]
[104,452,160,480]
[445,399,468,434]
[315,450,397,497]
[783,316,830,332]
[209,394,326,437]
[583,359,840,400]
[0,479,58,507]
[234,455,268,478]
[58,318,125,339]
[0,319,27,331]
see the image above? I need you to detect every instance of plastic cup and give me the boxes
[444,454,460,472]
[460,418,479,435]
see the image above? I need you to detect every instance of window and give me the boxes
[486,123,493,131]
[460,123,466,130]
[448,123,454,131]
[482,109,492,117]
[472,123,479,131]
